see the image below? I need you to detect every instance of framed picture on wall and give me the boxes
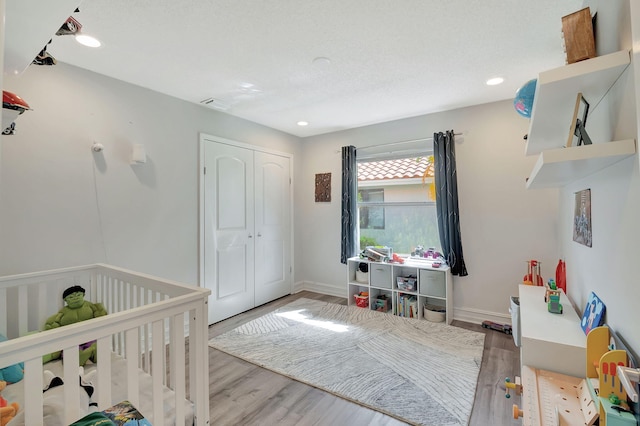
[573,188,592,247]
[315,173,331,202]
[566,93,591,147]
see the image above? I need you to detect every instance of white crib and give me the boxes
[0,264,210,426]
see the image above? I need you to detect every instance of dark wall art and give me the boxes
[315,173,331,202]
[573,188,592,247]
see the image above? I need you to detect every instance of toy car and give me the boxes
[548,293,563,314]
[482,320,513,335]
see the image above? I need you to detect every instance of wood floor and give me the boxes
[207,291,521,425]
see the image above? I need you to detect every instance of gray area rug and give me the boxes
[209,298,485,426]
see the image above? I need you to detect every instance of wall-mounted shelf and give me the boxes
[526,139,637,189]
[525,49,631,157]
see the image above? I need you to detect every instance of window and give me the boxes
[357,155,440,255]
[359,188,384,229]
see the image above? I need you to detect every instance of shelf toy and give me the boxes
[523,260,543,286]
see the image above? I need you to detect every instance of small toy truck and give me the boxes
[545,280,563,314]
[547,292,563,314]
[481,320,513,335]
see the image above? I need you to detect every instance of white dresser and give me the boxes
[519,285,586,378]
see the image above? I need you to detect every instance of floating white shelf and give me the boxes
[525,50,631,157]
[526,139,636,189]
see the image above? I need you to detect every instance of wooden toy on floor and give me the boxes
[504,376,522,399]
[585,326,636,425]
[511,365,597,425]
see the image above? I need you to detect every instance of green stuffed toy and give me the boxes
[43,285,107,365]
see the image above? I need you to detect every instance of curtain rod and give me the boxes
[357,132,462,151]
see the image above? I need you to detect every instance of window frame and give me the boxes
[356,149,439,255]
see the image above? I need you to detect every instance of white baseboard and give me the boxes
[295,281,347,298]
[453,306,511,325]
[295,281,511,326]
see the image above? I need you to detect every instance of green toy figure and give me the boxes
[43,285,107,365]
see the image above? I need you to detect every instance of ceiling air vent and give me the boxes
[200,97,231,111]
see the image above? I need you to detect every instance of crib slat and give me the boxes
[125,327,140,408]
[18,285,28,337]
[64,345,81,424]
[171,313,186,425]
[152,319,165,426]
[189,307,197,404]
[0,288,6,336]
[96,336,112,409]
[143,288,151,372]
[193,300,210,425]
[24,357,44,426]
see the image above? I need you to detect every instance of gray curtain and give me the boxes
[434,131,468,276]
[340,145,357,264]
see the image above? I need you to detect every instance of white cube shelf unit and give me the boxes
[346,257,453,324]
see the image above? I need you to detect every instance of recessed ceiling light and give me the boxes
[297,121,309,126]
[75,34,101,48]
[312,57,331,68]
[486,77,504,86]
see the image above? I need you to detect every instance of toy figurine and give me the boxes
[0,381,19,426]
[43,286,107,365]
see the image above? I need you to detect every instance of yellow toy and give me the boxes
[586,326,636,425]
[0,381,19,426]
[43,285,107,365]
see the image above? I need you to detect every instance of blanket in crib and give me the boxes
[70,400,151,426]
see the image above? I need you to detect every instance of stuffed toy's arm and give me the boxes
[44,312,64,330]
[91,302,107,318]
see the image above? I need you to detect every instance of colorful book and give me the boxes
[71,401,151,426]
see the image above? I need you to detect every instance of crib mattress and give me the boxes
[4,353,194,426]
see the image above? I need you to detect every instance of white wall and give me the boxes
[558,0,640,354]
[298,100,559,322]
[5,4,636,340]
[0,63,301,285]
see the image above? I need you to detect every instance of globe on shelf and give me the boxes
[513,79,537,118]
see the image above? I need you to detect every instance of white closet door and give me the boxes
[254,151,291,306]
[204,142,255,324]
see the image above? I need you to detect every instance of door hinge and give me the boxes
[203,167,207,175]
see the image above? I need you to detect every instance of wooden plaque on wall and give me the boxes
[562,7,596,64]
[315,173,331,202]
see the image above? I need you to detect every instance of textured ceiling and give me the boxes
[47,0,584,137]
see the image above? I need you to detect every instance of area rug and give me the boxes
[209,298,485,426]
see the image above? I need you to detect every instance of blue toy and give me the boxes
[513,79,537,118]
[0,334,24,383]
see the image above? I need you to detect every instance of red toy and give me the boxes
[555,259,566,292]
[523,260,543,286]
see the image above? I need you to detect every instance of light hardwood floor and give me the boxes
[207,291,521,425]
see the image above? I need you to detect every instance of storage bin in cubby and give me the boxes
[370,264,392,288]
[396,276,417,291]
[353,294,369,308]
[371,296,390,312]
[419,269,446,297]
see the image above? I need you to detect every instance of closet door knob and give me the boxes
[257,233,262,237]
[248,234,253,238]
